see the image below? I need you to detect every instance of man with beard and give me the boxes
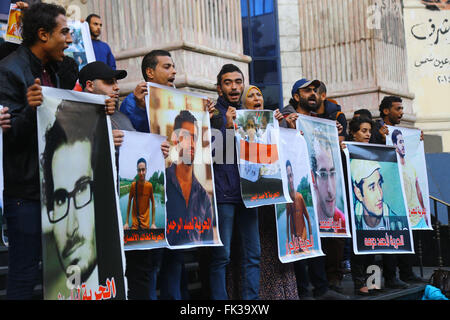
[209,63,261,300]
[165,110,213,246]
[86,13,116,70]
[279,78,349,300]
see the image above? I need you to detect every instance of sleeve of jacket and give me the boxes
[119,93,149,133]
[0,67,37,145]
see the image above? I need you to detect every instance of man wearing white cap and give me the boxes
[351,159,408,231]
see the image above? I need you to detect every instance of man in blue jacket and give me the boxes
[209,64,261,300]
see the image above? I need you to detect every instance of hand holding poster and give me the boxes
[295,115,350,237]
[118,131,168,250]
[275,127,323,263]
[146,82,221,249]
[234,110,291,208]
[37,87,126,300]
[386,126,432,230]
[344,142,414,254]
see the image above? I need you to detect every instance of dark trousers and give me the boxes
[294,256,328,297]
[321,238,345,285]
[125,248,163,300]
[159,248,187,300]
[382,254,415,281]
[4,197,42,300]
[351,254,377,289]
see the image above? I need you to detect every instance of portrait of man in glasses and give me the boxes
[42,100,99,291]
[310,131,346,233]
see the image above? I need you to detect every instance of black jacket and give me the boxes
[0,45,60,200]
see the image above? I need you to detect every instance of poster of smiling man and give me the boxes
[275,128,323,263]
[234,110,291,208]
[295,115,350,237]
[37,87,126,300]
[386,126,432,230]
[146,82,221,249]
[118,130,168,249]
[344,142,414,255]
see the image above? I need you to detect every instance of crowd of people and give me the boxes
[0,2,427,300]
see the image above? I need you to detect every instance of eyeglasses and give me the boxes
[315,170,336,181]
[48,177,94,224]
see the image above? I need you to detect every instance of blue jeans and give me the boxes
[209,203,260,300]
[4,197,42,300]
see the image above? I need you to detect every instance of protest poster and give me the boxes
[295,115,350,237]
[118,130,168,250]
[234,109,291,208]
[275,127,323,263]
[5,4,22,44]
[344,142,414,255]
[386,126,432,230]
[37,87,126,300]
[146,82,221,249]
[66,20,95,70]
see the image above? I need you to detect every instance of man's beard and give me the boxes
[299,97,318,112]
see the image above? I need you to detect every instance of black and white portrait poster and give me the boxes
[37,87,126,300]
[344,142,414,255]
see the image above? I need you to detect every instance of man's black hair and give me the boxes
[137,158,147,167]
[354,108,372,120]
[391,129,403,145]
[216,63,244,86]
[21,2,66,47]
[141,50,171,81]
[173,110,198,133]
[379,95,402,119]
[86,13,101,24]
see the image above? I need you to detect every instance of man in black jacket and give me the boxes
[0,2,72,299]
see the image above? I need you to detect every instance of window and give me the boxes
[241,0,282,110]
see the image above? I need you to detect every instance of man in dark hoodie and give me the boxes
[208,64,261,300]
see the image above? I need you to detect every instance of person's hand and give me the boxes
[15,2,29,10]
[420,130,424,141]
[379,124,389,137]
[206,99,216,119]
[340,141,347,150]
[27,78,43,110]
[133,81,148,109]
[274,109,284,122]
[112,129,124,147]
[285,113,298,129]
[336,121,343,135]
[105,93,118,115]
[160,140,170,159]
[0,107,11,132]
[124,223,129,230]
[225,106,236,129]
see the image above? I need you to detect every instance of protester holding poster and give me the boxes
[37,88,126,300]
[386,126,431,230]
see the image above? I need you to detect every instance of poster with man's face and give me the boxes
[118,130,168,249]
[275,128,323,263]
[66,20,96,71]
[234,110,291,208]
[5,4,22,44]
[146,82,221,249]
[344,142,414,255]
[386,126,432,230]
[37,87,126,300]
[295,115,350,237]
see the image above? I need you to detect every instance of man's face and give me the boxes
[287,165,295,195]
[358,169,384,217]
[147,55,177,86]
[218,71,244,104]
[44,14,72,63]
[89,16,102,39]
[385,102,404,125]
[175,121,198,165]
[51,140,96,281]
[313,147,336,218]
[395,134,406,157]
[295,85,318,112]
[87,78,119,96]
[137,162,147,181]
